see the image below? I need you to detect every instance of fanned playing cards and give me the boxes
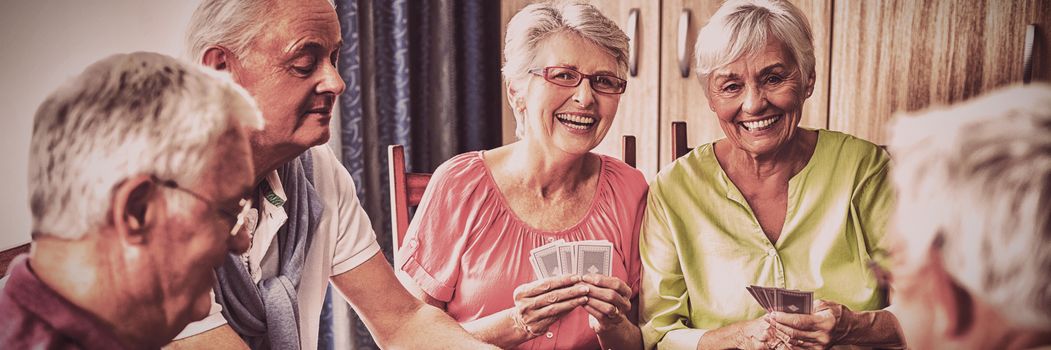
[529,240,613,279]
[746,285,813,314]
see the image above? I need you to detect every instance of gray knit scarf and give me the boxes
[214,151,323,350]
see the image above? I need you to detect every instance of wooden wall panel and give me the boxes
[659,0,831,167]
[500,0,662,178]
[829,0,1051,145]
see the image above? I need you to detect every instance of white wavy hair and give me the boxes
[502,0,629,139]
[694,0,815,88]
[184,0,276,62]
[888,83,1051,329]
[29,52,264,239]
[184,0,336,62]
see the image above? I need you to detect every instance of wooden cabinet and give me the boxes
[501,0,1049,177]
[828,0,1051,144]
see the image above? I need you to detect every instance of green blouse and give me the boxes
[640,129,893,349]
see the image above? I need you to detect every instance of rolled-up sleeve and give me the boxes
[395,159,475,302]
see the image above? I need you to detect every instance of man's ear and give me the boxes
[927,248,975,338]
[111,175,155,245]
[943,273,975,337]
[202,46,232,72]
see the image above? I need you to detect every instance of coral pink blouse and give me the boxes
[398,151,647,349]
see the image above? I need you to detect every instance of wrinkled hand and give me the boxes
[733,315,785,350]
[509,275,590,339]
[767,300,844,349]
[578,274,632,333]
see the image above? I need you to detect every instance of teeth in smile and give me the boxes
[741,115,781,130]
[556,113,596,130]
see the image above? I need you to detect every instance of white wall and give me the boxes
[0,1,200,250]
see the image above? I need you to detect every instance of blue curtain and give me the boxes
[319,0,501,348]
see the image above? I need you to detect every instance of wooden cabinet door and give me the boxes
[829,0,1051,145]
[499,0,662,179]
[659,0,832,166]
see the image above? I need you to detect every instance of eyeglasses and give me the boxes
[151,176,252,237]
[528,66,627,95]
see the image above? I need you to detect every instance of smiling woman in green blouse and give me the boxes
[639,1,906,349]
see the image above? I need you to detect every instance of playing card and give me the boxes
[530,240,565,278]
[747,285,816,314]
[574,241,612,275]
[758,286,775,311]
[746,286,767,311]
[558,244,576,275]
[777,289,812,314]
[529,255,543,278]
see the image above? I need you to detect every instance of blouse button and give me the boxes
[766,248,776,257]
[545,332,554,339]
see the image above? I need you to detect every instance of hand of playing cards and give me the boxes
[528,239,613,279]
[746,285,813,314]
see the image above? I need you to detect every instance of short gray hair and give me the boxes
[694,0,815,88]
[29,52,263,239]
[184,0,275,62]
[184,0,337,62]
[503,1,630,131]
[888,84,1051,329]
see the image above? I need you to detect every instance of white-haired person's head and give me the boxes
[30,52,262,239]
[23,51,263,348]
[186,0,343,162]
[502,0,629,139]
[184,0,274,62]
[184,0,337,62]
[693,0,815,89]
[887,83,1051,349]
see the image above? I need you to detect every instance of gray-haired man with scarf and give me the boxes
[165,0,494,349]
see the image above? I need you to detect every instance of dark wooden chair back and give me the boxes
[388,145,432,253]
[1,243,30,277]
[672,121,692,159]
[388,136,638,253]
[622,135,636,168]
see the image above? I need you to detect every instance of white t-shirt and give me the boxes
[174,145,381,350]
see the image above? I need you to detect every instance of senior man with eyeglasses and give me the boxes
[0,52,261,349]
[166,0,495,349]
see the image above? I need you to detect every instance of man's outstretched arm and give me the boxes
[331,252,496,349]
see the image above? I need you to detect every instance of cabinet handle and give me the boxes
[678,9,691,78]
[627,9,640,77]
[1023,24,1035,84]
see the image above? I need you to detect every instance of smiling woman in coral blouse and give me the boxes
[394,1,647,349]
